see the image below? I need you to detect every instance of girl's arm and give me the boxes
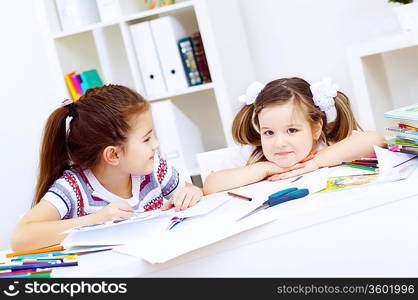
[203,161,304,195]
[11,200,133,252]
[314,131,384,167]
[268,131,384,181]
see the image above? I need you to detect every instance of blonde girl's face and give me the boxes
[258,101,321,169]
[119,110,160,175]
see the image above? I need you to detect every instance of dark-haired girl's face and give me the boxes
[259,102,321,168]
[119,110,159,175]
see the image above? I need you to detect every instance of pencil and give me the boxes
[227,192,252,201]
[342,162,378,172]
[6,246,64,258]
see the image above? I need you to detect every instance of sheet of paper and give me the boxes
[61,193,232,246]
[63,193,231,234]
[373,145,416,174]
[114,208,277,264]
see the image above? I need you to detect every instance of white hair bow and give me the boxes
[238,81,265,106]
[310,77,338,122]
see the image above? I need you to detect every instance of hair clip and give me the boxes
[239,81,265,106]
[61,99,74,107]
[310,77,338,122]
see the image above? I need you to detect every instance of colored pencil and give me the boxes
[227,192,252,201]
[11,261,77,271]
[6,246,64,258]
[342,162,378,172]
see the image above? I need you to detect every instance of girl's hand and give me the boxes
[258,161,306,178]
[267,158,320,181]
[161,185,203,212]
[94,201,134,222]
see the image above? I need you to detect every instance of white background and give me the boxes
[0,0,402,249]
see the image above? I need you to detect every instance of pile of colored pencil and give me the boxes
[342,157,379,172]
[0,246,78,278]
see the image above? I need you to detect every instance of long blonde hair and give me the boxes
[232,77,362,164]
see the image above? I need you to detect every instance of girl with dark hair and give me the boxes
[12,85,202,251]
[203,77,384,194]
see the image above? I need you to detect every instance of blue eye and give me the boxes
[287,128,298,134]
[263,130,274,136]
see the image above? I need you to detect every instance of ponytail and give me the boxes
[33,107,70,207]
[325,91,362,143]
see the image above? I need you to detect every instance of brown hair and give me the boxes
[232,77,362,164]
[33,84,149,206]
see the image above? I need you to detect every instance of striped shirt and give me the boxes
[42,155,184,219]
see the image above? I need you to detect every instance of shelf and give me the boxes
[348,32,418,132]
[124,1,194,23]
[146,82,214,101]
[51,1,194,39]
[349,31,418,57]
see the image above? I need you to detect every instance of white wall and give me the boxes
[237,0,401,126]
[0,0,64,249]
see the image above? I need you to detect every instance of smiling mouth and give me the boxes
[274,151,293,156]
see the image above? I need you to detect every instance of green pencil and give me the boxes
[342,162,378,172]
[19,273,51,278]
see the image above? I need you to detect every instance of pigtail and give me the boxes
[325,91,362,143]
[33,107,70,207]
[231,105,266,165]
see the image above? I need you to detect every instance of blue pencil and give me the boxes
[12,251,66,259]
[11,262,78,271]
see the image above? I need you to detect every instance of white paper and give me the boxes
[373,145,416,174]
[114,208,277,264]
[61,193,232,246]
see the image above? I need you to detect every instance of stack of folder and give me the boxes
[0,246,78,278]
[384,103,418,156]
[130,16,211,97]
[64,69,103,100]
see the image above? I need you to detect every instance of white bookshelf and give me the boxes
[38,0,256,177]
[348,31,418,133]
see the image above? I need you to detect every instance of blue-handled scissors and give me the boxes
[236,187,309,221]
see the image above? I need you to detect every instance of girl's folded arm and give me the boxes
[203,161,282,195]
[314,131,384,168]
[11,201,103,252]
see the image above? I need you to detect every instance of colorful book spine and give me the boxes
[191,32,211,83]
[64,69,103,100]
[178,37,202,86]
[64,72,80,100]
[71,73,83,99]
[79,69,103,92]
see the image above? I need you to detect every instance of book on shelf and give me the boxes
[64,69,103,100]
[191,32,212,83]
[178,37,202,86]
[64,72,80,100]
[145,0,176,10]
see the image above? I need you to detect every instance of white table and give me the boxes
[50,167,418,278]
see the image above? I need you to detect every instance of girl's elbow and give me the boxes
[202,173,219,195]
[10,227,30,252]
[365,130,385,147]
